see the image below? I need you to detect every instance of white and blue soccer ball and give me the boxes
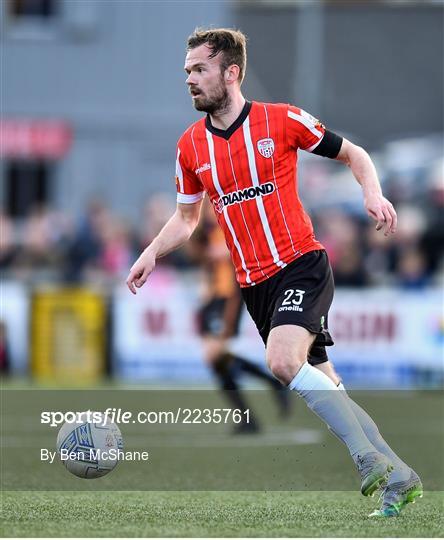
[56,411,124,479]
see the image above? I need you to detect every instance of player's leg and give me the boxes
[314,356,423,515]
[266,325,393,495]
[311,357,341,385]
[228,302,291,416]
[220,290,290,418]
[221,291,286,396]
[266,324,375,457]
[264,252,379,463]
[340,375,423,516]
[198,298,259,433]
[269,251,395,493]
[202,335,259,433]
[235,354,279,384]
[316,359,410,477]
[315,358,412,474]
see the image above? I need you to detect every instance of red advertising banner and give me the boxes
[0,119,72,159]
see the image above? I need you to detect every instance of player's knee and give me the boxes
[266,353,305,386]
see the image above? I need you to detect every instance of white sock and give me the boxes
[289,363,376,461]
[338,382,410,482]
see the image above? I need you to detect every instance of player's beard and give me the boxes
[192,77,230,115]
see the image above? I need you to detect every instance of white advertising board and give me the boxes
[113,268,208,380]
[1,281,29,374]
[113,270,443,386]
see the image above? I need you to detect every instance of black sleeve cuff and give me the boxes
[312,130,343,159]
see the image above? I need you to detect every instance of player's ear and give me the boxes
[225,64,240,84]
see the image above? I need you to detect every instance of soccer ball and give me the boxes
[56,411,124,479]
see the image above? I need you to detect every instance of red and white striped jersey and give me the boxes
[175,101,326,287]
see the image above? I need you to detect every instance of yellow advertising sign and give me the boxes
[31,288,106,383]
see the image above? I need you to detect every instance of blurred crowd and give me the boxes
[0,194,193,287]
[1,140,443,290]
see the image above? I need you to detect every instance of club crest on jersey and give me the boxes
[257,138,275,158]
[213,182,275,214]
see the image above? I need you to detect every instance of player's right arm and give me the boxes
[126,200,202,294]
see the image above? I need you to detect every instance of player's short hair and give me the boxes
[187,27,248,84]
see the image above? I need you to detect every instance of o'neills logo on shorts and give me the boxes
[213,182,275,213]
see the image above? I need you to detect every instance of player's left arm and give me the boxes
[335,138,397,236]
[287,105,396,235]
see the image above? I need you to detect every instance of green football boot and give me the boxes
[369,469,423,517]
[356,452,394,497]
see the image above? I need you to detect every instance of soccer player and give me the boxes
[126,28,422,516]
[190,199,291,433]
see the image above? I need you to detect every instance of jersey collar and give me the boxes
[205,100,252,140]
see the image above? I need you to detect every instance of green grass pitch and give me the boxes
[2,490,443,537]
[1,385,443,536]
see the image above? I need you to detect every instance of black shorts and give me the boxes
[240,250,334,365]
[197,296,243,337]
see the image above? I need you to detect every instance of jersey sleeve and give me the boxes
[175,142,205,204]
[286,105,326,152]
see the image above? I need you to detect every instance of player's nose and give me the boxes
[186,72,196,85]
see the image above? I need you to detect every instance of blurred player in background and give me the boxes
[189,198,290,434]
[127,28,422,517]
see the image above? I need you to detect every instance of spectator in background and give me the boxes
[0,211,17,269]
[392,204,429,287]
[140,193,176,247]
[98,217,133,279]
[396,247,430,289]
[364,222,397,285]
[315,209,369,286]
[421,159,444,279]
[65,200,112,282]
[333,243,369,287]
[364,204,429,287]
[65,199,138,283]
[13,204,71,279]
[394,205,427,251]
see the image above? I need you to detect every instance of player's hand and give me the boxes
[126,249,156,294]
[364,193,397,236]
